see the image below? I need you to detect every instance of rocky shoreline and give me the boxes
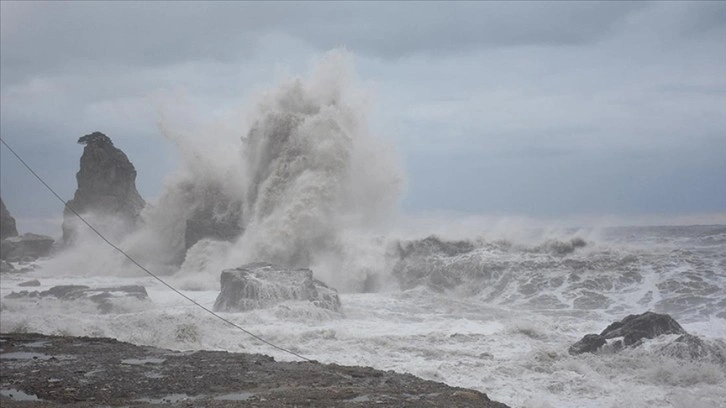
[0,333,510,407]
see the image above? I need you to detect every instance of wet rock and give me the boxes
[213,262,341,312]
[6,285,149,313]
[62,132,145,244]
[657,333,726,366]
[18,279,41,287]
[0,332,511,407]
[569,311,688,355]
[600,311,686,346]
[1,198,18,240]
[568,334,607,355]
[0,233,54,262]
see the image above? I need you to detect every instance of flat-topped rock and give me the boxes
[6,284,149,313]
[213,262,341,312]
[0,233,54,262]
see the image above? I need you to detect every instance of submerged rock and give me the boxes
[1,198,19,240]
[657,333,726,366]
[213,262,341,312]
[62,132,145,244]
[390,235,479,291]
[569,311,687,355]
[538,237,587,255]
[7,284,149,313]
[0,233,54,262]
[394,235,476,259]
[568,333,607,355]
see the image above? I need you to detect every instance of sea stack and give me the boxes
[62,132,145,244]
[0,198,19,240]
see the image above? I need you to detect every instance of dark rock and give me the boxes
[569,311,688,355]
[18,279,41,287]
[43,285,92,299]
[0,260,15,273]
[568,334,607,355]
[213,262,341,312]
[1,198,19,240]
[0,233,54,262]
[6,285,149,313]
[62,132,145,244]
[600,311,686,346]
[0,332,512,407]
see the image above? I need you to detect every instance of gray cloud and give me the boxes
[1,2,647,86]
[1,1,725,228]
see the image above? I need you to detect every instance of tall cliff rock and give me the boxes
[1,198,19,240]
[62,132,145,244]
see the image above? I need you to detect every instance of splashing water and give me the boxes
[102,50,405,291]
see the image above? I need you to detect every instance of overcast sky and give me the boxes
[1,1,725,234]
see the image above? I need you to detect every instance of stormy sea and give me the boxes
[1,52,725,407]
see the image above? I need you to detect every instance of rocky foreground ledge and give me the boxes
[0,333,509,407]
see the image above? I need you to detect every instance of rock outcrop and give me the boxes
[390,236,479,291]
[0,233,54,262]
[0,332,512,407]
[213,262,341,312]
[6,284,149,313]
[1,198,19,240]
[569,312,726,366]
[569,311,687,355]
[62,132,145,244]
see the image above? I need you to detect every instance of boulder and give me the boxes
[0,233,54,262]
[600,311,686,346]
[62,132,145,244]
[569,311,687,355]
[18,279,41,287]
[6,284,149,313]
[1,198,19,240]
[213,262,341,312]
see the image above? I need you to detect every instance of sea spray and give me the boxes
[136,50,404,290]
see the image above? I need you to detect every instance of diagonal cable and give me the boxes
[0,136,314,362]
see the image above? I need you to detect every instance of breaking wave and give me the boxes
[112,50,404,290]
